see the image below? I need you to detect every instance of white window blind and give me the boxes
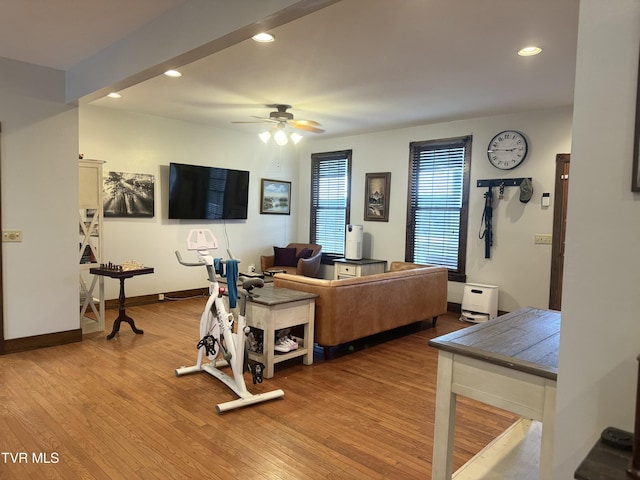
[407,137,471,279]
[311,151,351,256]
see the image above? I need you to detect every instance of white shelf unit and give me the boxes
[79,159,105,334]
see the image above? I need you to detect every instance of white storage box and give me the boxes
[461,283,499,323]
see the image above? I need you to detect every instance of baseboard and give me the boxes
[2,328,82,355]
[104,288,208,309]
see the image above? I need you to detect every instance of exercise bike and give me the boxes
[174,229,284,413]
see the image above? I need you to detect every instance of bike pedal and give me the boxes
[250,362,264,384]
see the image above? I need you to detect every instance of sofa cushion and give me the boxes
[273,246,298,266]
[296,247,313,260]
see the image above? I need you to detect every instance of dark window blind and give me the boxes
[407,137,471,279]
[310,151,352,256]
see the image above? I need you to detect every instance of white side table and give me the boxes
[244,284,317,378]
[333,258,386,280]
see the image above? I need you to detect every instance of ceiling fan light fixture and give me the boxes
[290,132,303,144]
[518,46,542,56]
[252,32,275,43]
[258,131,272,143]
[273,129,288,146]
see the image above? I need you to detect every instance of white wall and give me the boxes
[298,106,573,312]
[0,57,79,339]
[553,0,640,477]
[79,105,299,299]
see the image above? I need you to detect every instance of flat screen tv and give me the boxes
[168,162,250,220]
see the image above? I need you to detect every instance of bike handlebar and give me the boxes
[175,250,206,267]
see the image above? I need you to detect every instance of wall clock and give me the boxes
[487,130,528,170]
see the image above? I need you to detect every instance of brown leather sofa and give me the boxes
[260,243,322,277]
[273,261,448,357]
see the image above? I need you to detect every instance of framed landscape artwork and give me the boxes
[364,172,391,222]
[260,178,291,215]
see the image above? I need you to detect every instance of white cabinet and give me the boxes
[333,258,386,280]
[79,159,105,334]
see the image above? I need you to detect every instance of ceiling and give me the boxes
[2,0,580,139]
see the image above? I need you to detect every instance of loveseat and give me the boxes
[260,243,322,277]
[273,261,448,357]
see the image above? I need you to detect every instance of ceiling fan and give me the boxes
[233,104,325,134]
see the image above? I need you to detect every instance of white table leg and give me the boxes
[263,324,275,379]
[303,300,315,365]
[432,351,456,479]
[538,381,557,480]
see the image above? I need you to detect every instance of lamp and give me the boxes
[258,131,271,143]
[258,127,303,146]
[273,129,288,146]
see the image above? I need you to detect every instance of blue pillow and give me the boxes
[273,246,297,267]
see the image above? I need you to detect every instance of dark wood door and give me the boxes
[549,154,570,311]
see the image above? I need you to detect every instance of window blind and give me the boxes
[407,137,470,275]
[310,151,351,256]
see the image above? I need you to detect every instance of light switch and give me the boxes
[542,193,550,207]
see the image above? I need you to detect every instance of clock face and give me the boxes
[487,130,528,170]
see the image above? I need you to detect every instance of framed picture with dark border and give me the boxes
[260,178,291,215]
[104,171,154,217]
[632,47,640,192]
[364,172,391,221]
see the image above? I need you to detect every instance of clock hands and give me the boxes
[488,148,519,152]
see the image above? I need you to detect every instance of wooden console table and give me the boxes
[90,267,154,340]
[244,284,317,379]
[429,307,560,479]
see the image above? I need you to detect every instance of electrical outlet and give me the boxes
[535,234,552,245]
[2,230,22,242]
[158,293,165,301]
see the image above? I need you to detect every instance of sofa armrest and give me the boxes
[260,254,275,272]
[296,251,322,277]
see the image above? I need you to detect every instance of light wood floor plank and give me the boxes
[0,298,518,479]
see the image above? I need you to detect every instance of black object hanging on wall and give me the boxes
[477,178,532,259]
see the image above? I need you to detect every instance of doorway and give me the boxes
[549,153,570,311]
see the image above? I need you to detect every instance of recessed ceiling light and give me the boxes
[107,92,121,99]
[252,32,275,43]
[518,46,542,57]
[164,69,182,78]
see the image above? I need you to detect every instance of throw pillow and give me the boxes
[273,246,298,267]
[296,248,313,260]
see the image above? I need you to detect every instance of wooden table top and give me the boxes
[428,307,560,380]
[89,266,154,279]
[246,283,318,307]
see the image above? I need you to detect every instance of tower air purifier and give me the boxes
[345,224,363,260]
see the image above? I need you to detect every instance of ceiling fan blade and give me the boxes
[292,123,325,133]
[291,119,321,127]
[232,116,279,124]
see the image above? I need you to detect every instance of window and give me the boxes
[310,150,352,258]
[406,136,471,282]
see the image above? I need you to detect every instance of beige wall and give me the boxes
[0,57,79,339]
[554,0,640,476]
[299,106,573,312]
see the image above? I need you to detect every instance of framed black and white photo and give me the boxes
[104,171,154,217]
[260,178,291,215]
[364,172,391,221]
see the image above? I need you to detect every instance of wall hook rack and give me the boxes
[477,177,531,188]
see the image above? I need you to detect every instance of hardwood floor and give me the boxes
[0,298,518,479]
